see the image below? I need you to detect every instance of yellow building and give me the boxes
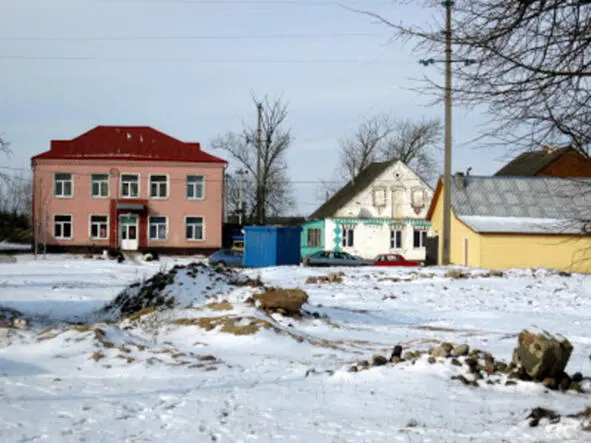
[427,174,591,273]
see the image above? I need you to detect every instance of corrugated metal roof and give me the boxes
[458,216,586,234]
[453,176,591,233]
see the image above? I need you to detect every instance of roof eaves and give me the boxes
[309,161,394,219]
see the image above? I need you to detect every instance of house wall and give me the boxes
[324,218,429,260]
[32,159,225,251]
[429,188,482,267]
[333,162,433,220]
[301,219,325,258]
[537,150,591,178]
[479,234,591,273]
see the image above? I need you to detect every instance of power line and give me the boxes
[97,0,390,5]
[1,32,381,42]
[0,55,407,64]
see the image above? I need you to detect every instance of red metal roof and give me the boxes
[32,126,227,164]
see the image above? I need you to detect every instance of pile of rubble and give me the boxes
[526,406,591,430]
[348,328,586,394]
[102,262,262,319]
[0,306,27,329]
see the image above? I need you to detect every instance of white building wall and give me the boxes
[324,219,427,261]
[333,161,433,220]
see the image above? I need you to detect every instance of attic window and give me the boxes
[373,187,386,207]
[411,188,425,208]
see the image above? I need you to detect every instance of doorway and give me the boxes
[120,214,139,251]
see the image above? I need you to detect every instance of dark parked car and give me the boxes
[373,253,424,267]
[208,248,243,267]
[302,250,373,267]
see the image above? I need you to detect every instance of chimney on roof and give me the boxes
[454,172,465,189]
[541,144,557,154]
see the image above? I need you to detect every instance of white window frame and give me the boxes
[185,216,205,241]
[54,214,73,240]
[89,214,109,240]
[120,173,140,199]
[149,215,168,241]
[54,173,73,198]
[149,174,169,200]
[90,173,109,199]
[186,175,205,200]
[373,186,386,207]
[390,229,402,249]
[341,227,354,248]
[413,229,428,249]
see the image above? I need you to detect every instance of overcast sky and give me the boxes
[1,0,511,215]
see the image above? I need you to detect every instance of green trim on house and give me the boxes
[304,217,432,256]
[300,219,325,258]
[409,219,432,229]
[333,224,342,252]
[332,218,361,225]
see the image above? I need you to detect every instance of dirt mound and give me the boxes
[103,262,261,319]
[254,288,309,316]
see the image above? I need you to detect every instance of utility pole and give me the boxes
[236,169,247,225]
[420,1,472,265]
[255,102,264,225]
[442,0,453,265]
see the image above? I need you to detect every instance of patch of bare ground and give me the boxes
[90,352,105,361]
[126,306,157,321]
[173,316,277,336]
[206,301,233,311]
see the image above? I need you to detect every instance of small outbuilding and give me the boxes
[427,174,591,273]
[243,226,302,268]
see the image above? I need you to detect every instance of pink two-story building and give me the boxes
[31,126,227,254]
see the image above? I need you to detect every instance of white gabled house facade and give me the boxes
[301,161,434,260]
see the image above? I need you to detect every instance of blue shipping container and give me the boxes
[243,226,302,268]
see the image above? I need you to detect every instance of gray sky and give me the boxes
[1,0,510,215]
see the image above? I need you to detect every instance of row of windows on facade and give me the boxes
[52,214,205,241]
[373,186,427,208]
[306,228,428,249]
[53,173,205,199]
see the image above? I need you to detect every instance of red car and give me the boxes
[373,253,424,267]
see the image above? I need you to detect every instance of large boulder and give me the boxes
[512,328,573,381]
[254,289,309,315]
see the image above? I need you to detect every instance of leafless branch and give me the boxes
[350,0,591,153]
[211,95,294,221]
[319,115,441,201]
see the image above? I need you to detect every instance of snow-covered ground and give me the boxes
[1,255,590,442]
[0,241,31,250]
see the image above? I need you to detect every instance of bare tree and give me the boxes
[339,115,393,181]
[212,95,294,223]
[349,0,591,153]
[0,136,11,182]
[0,173,32,216]
[324,115,441,198]
[382,118,442,178]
